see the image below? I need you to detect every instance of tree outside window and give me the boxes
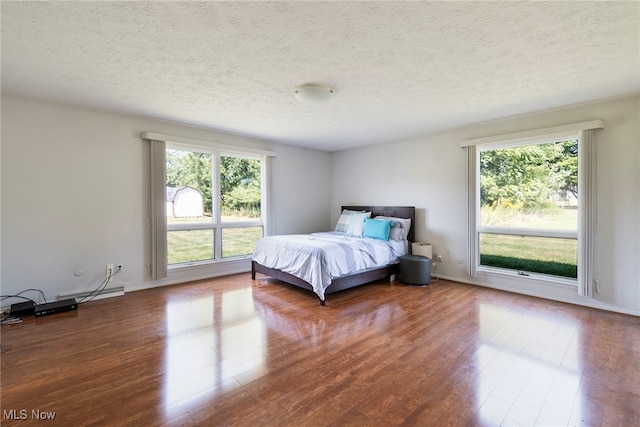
[165,148,263,265]
[478,140,578,278]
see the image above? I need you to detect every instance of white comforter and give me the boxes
[253,232,407,301]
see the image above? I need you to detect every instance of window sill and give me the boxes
[165,256,252,285]
[168,255,253,271]
[476,265,577,288]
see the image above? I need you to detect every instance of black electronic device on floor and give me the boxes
[34,299,78,317]
[9,301,36,317]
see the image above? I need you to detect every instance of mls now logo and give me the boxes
[3,409,56,420]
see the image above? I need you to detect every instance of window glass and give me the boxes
[165,148,265,266]
[479,234,577,278]
[222,227,263,258]
[166,149,213,224]
[220,156,261,222]
[168,230,214,265]
[478,139,578,278]
[480,140,578,230]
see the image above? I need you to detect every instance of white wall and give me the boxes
[1,95,331,300]
[3,93,637,315]
[331,95,640,315]
[272,143,332,234]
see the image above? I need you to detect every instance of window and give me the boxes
[166,147,265,266]
[462,121,604,295]
[478,139,578,279]
[144,132,274,279]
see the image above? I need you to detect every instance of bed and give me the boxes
[252,205,415,305]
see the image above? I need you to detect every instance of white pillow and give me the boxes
[334,209,371,233]
[345,211,371,236]
[375,216,411,241]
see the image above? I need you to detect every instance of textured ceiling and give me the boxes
[2,1,639,151]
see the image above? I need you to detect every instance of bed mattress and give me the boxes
[253,231,407,301]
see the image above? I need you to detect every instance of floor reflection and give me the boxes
[252,289,328,346]
[163,288,265,415]
[474,302,584,426]
[252,289,404,348]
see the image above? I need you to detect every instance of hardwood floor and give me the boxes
[1,274,639,426]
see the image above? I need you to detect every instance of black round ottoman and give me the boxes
[399,255,431,285]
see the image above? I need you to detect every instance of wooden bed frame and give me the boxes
[251,205,416,305]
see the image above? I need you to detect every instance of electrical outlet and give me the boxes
[435,255,443,262]
[106,264,114,283]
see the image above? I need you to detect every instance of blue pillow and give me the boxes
[362,218,393,240]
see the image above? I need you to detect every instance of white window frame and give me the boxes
[475,136,579,285]
[461,120,604,296]
[144,132,274,278]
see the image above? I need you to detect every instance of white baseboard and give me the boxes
[433,273,640,317]
[58,285,125,302]
[125,263,251,293]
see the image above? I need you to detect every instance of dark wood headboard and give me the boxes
[341,206,415,242]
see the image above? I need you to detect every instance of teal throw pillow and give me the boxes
[362,218,393,241]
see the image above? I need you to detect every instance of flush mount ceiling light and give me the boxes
[294,83,335,103]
